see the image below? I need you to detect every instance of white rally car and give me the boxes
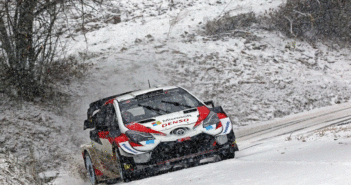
[81,86,239,184]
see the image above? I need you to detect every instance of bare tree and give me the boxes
[0,0,100,99]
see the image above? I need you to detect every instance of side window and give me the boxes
[93,104,118,131]
[105,104,121,137]
[183,94,196,107]
[105,104,118,129]
[93,107,106,130]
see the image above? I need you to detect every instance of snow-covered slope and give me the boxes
[67,0,351,126]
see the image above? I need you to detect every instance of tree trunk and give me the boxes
[12,0,38,97]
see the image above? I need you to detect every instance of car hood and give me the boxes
[142,109,199,132]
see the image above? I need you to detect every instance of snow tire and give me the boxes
[85,152,98,185]
[115,148,133,182]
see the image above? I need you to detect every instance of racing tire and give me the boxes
[85,152,98,185]
[114,148,133,182]
[220,147,235,160]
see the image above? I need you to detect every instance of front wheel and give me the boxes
[85,152,98,185]
[114,148,133,182]
[220,146,235,160]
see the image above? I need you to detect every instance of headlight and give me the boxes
[216,135,228,145]
[125,130,155,144]
[203,111,220,128]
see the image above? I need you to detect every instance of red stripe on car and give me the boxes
[194,106,210,127]
[216,122,222,129]
[98,131,109,139]
[104,99,114,105]
[217,112,227,119]
[177,137,190,142]
[129,142,143,147]
[108,133,142,147]
[108,134,128,146]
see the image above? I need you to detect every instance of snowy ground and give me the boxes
[1,0,351,184]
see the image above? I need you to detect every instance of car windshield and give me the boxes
[118,88,203,124]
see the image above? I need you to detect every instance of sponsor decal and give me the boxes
[162,118,189,128]
[205,125,213,131]
[152,121,162,126]
[224,121,230,133]
[121,143,137,154]
[146,140,155,144]
[162,115,192,122]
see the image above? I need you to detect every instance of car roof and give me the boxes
[115,86,179,102]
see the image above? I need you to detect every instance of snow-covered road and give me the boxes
[237,102,351,143]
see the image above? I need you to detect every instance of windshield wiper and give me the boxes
[161,100,192,108]
[139,118,156,123]
[138,103,170,114]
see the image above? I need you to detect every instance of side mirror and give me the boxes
[213,106,225,113]
[84,120,95,130]
[90,130,102,144]
[204,100,214,108]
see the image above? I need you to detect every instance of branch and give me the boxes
[315,0,321,6]
[283,15,296,37]
[0,16,15,64]
[293,10,308,16]
[34,0,61,16]
[216,0,234,21]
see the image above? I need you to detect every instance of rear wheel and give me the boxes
[85,152,98,185]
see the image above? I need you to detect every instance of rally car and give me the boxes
[81,86,239,184]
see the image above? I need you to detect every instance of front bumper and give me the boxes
[130,131,238,168]
[115,131,239,181]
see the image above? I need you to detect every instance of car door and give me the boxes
[91,104,120,156]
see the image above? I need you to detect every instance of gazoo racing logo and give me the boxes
[162,115,191,128]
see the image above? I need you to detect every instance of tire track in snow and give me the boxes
[236,104,351,142]
[257,115,351,142]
